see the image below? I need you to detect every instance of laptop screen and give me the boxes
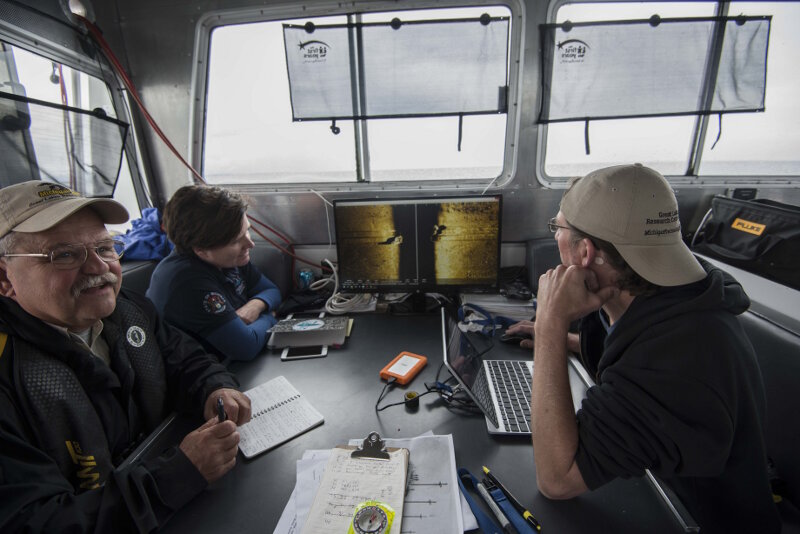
[440,308,495,416]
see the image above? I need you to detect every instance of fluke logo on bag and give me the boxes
[731,218,766,236]
[66,440,101,489]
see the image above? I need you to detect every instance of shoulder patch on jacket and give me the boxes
[202,292,227,314]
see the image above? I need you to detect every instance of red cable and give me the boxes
[75,15,331,273]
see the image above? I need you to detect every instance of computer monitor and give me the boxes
[333,195,502,294]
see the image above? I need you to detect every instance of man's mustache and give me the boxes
[71,273,119,298]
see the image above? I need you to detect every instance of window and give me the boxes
[0,42,141,226]
[541,1,800,184]
[201,5,515,185]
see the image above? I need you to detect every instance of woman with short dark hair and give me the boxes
[147,185,282,362]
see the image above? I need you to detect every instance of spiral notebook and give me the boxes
[237,375,324,458]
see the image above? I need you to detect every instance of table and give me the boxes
[160,312,687,533]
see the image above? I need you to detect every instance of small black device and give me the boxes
[281,345,328,361]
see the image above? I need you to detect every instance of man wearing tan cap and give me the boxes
[508,164,779,533]
[0,181,251,532]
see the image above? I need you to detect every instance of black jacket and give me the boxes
[0,291,239,533]
[574,263,780,533]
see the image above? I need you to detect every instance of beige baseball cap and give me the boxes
[0,180,129,238]
[560,164,706,286]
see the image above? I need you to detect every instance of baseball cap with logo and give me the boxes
[560,164,706,286]
[0,180,129,238]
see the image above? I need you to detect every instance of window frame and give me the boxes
[0,27,151,212]
[189,0,525,191]
[537,0,800,188]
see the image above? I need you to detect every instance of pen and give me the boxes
[483,465,541,531]
[476,479,517,534]
[217,397,227,423]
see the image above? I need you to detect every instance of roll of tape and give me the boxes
[404,391,420,410]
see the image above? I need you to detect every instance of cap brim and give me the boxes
[615,241,706,286]
[14,197,129,233]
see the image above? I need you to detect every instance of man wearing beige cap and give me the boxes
[508,164,779,533]
[0,181,251,532]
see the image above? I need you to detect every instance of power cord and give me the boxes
[312,259,375,315]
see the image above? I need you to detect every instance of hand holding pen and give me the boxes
[203,388,252,424]
[217,397,227,422]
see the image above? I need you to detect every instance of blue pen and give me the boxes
[217,397,227,422]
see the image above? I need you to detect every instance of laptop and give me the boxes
[441,307,533,435]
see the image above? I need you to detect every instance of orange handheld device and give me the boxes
[380,352,427,385]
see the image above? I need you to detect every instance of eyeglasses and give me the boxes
[1,239,125,270]
[547,218,570,233]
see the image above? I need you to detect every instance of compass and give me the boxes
[349,501,394,534]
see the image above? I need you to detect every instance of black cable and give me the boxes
[376,389,438,412]
[374,362,482,414]
[374,377,397,411]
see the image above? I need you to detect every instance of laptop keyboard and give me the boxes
[487,360,532,433]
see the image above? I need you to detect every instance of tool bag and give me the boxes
[692,195,800,290]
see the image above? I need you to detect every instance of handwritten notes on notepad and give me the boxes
[238,376,324,459]
[299,447,409,534]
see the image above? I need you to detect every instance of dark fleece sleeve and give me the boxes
[124,290,240,416]
[574,327,737,489]
[0,386,206,533]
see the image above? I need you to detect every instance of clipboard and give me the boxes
[300,432,409,534]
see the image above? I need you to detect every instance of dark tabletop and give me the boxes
[160,312,684,533]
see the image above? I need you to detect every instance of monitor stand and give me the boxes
[387,292,440,315]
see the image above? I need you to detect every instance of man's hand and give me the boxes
[505,320,535,349]
[506,319,581,354]
[536,265,618,329]
[235,299,267,324]
[204,388,252,425]
[179,418,240,483]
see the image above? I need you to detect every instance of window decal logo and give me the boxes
[558,39,589,64]
[298,40,330,63]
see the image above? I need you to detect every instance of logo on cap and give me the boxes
[36,183,80,199]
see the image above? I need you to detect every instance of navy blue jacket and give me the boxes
[147,251,281,361]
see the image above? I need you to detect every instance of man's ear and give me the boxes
[579,238,597,268]
[0,261,16,298]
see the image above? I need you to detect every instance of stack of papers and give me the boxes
[274,433,476,534]
[460,292,536,323]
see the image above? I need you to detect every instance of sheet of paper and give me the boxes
[296,450,330,532]
[273,487,298,534]
[299,447,408,534]
[274,435,475,534]
[348,434,465,534]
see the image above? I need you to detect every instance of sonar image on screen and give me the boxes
[334,196,501,292]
